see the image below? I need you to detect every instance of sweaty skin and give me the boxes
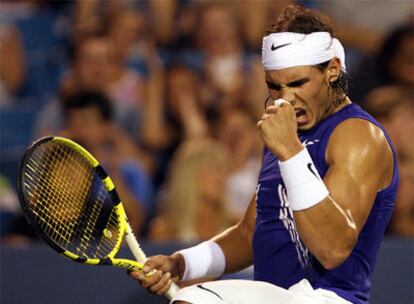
[129,58,394,293]
[259,102,393,268]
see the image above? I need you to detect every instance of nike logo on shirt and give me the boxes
[302,139,320,147]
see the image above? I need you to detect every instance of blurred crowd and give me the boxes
[0,0,413,245]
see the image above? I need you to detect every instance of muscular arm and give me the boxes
[294,119,393,269]
[212,196,256,273]
[130,196,256,295]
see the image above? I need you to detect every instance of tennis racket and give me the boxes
[18,136,179,299]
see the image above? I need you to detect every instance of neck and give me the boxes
[325,95,350,117]
[334,96,352,111]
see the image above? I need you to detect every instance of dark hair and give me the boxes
[266,5,348,103]
[316,61,349,105]
[62,90,113,121]
[266,5,335,36]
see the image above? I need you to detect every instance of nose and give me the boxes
[280,87,295,105]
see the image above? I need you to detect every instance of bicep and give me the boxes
[240,195,257,236]
[324,120,392,231]
[323,164,378,232]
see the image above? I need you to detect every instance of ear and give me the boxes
[326,57,341,83]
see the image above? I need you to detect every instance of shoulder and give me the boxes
[326,118,393,183]
[327,118,390,161]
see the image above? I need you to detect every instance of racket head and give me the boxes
[18,136,126,264]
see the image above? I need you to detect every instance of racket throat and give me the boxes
[98,257,113,266]
[106,257,144,272]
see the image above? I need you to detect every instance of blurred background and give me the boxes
[0,0,413,303]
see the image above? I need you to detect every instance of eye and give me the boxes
[266,81,281,91]
[289,81,303,87]
[288,78,310,88]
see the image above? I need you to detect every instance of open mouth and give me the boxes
[295,109,308,126]
[295,109,305,117]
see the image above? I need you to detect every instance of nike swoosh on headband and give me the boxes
[271,42,292,51]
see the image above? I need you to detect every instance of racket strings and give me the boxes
[26,145,90,247]
[75,185,118,258]
[23,142,121,259]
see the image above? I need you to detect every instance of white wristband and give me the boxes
[279,148,329,211]
[178,240,226,281]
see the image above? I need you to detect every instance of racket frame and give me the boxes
[18,136,179,299]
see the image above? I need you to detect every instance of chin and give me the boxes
[297,121,315,131]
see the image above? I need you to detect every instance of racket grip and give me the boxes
[125,223,180,300]
[165,281,180,300]
[125,225,147,262]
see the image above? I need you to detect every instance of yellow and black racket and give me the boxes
[18,136,179,299]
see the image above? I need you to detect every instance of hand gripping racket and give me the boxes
[18,136,180,299]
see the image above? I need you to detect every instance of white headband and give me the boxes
[262,32,346,71]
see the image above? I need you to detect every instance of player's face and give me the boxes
[265,61,339,131]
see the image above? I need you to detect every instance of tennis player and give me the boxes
[130,5,399,304]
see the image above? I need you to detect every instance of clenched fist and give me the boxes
[257,100,303,161]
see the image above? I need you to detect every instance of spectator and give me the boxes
[65,34,143,138]
[61,90,154,235]
[350,23,414,103]
[244,54,272,119]
[213,108,262,222]
[0,175,20,237]
[0,174,36,246]
[35,34,146,147]
[105,8,147,75]
[365,87,414,236]
[0,0,69,106]
[234,0,293,51]
[141,64,209,189]
[0,25,25,105]
[34,34,112,138]
[149,139,231,242]
[320,0,413,54]
[197,2,246,112]
[363,24,413,235]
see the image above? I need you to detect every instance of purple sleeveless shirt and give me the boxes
[253,103,399,304]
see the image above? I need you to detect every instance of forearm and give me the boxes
[177,197,256,280]
[176,223,253,282]
[212,223,254,274]
[294,197,357,269]
[277,147,358,269]
[141,75,172,149]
